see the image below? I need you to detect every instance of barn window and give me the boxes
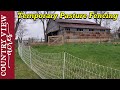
[106,30,110,32]
[100,30,105,32]
[77,28,83,31]
[106,30,110,34]
[65,28,70,31]
[89,29,94,31]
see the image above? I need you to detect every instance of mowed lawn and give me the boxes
[15,48,40,79]
[32,43,120,70]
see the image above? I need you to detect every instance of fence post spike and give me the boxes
[63,51,66,79]
[29,46,32,69]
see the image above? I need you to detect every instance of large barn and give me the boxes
[46,19,111,43]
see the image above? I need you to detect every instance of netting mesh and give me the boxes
[18,41,120,79]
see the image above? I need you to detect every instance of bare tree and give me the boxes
[94,11,106,25]
[15,11,29,43]
[15,11,56,43]
[102,19,113,28]
[15,11,26,34]
[15,18,22,34]
[112,23,119,39]
[36,11,56,42]
[15,11,24,43]
[16,23,28,43]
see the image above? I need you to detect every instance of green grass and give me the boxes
[15,43,120,79]
[15,48,40,79]
[32,43,120,70]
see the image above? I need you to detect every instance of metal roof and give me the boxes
[56,19,100,25]
[47,19,111,34]
[59,23,111,30]
[56,19,111,30]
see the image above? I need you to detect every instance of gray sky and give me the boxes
[16,11,120,39]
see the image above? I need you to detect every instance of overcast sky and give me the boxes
[16,11,120,39]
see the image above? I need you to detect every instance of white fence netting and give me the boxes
[18,41,120,79]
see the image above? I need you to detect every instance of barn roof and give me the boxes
[47,19,111,33]
[56,19,111,30]
[59,23,111,30]
[56,19,100,25]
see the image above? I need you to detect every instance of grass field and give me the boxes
[15,43,120,79]
[32,43,120,70]
[15,48,40,79]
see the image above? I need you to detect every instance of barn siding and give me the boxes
[63,28,110,39]
[47,20,59,33]
[47,19,111,43]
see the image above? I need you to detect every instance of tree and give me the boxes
[94,11,106,25]
[16,22,28,43]
[15,11,25,34]
[15,11,28,43]
[15,11,56,43]
[36,11,56,42]
[15,16,22,34]
[102,19,113,28]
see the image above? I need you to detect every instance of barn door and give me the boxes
[48,35,64,45]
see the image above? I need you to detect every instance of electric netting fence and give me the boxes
[18,41,120,79]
